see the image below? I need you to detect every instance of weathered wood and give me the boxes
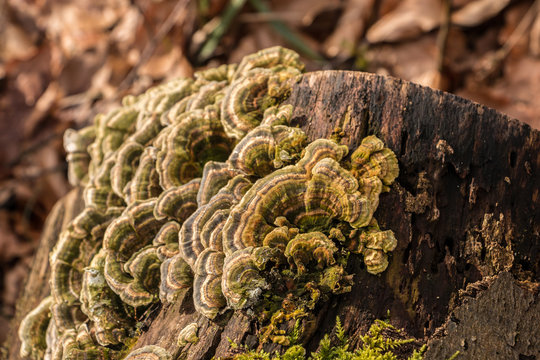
[7,71,539,359]
[284,71,539,358]
[288,70,539,335]
[423,271,540,358]
[6,188,84,360]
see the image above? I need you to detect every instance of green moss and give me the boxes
[221,317,427,360]
[115,335,140,359]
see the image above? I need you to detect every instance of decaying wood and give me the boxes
[424,271,539,358]
[6,188,85,360]
[7,71,539,359]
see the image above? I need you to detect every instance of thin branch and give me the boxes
[476,0,540,82]
[436,0,452,75]
[7,131,64,168]
[118,0,191,92]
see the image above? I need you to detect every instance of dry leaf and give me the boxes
[110,6,143,52]
[379,0,402,16]
[324,0,375,57]
[498,2,533,59]
[0,227,34,263]
[15,72,44,106]
[138,46,191,80]
[366,34,438,86]
[6,0,45,22]
[58,49,106,95]
[0,317,9,344]
[270,0,341,27]
[229,23,287,63]
[494,55,540,129]
[45,0,130,56]
[452,0,477,8]
[366,0,442,43]
[37,145,70,200]
[457,55,540,129]
[529,6,540,56]
[229,34,262,64]
[23,82,62,136]
[0,22,38,62]
[452,0,511,27]
[3,262,32,312]
[90,63,115,98]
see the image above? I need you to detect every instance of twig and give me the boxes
[499,0,539,56]
[7,131,64,168]
[436,0,452,76]
[118,0,191,92]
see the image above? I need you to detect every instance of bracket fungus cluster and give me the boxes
[19,47,399,360]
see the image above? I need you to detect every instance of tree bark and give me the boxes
[6,71,540,359]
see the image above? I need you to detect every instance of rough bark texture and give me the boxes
[6,71,540,359]
[424,271,539,359]
[5,188,85,360]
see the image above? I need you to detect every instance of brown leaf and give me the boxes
[138,46,192,80]
[14,72,44,106]
[379,0,402,16]
[110,6,143,52]
[36,145,70,200]
[0,225,33,263]
[457,55,540,129]
[493,55,540,129]
[58,49,106,95]
[2,261,32,312]
[366,34,438,86]
[452,0,477,8]
[228,34,263,64]
[90,63,116,98]
[498,2,533,59]
[23,82,62,137]
[451,0,511,27]
[270,0,341,27]
[44,1,131,56]
[324,0,375,57]
[0,22,38,62]
[228,23,289,63]
[366,0,442,43]
[529,5,540,56]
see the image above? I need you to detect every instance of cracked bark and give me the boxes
[6,71,539,359]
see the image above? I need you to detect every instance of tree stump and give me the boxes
[6,71,539,359]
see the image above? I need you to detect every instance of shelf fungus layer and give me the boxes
[19,46,400,359]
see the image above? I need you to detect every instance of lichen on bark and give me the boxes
[19,47,400,360]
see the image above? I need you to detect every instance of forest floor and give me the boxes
[1,0,539,345]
